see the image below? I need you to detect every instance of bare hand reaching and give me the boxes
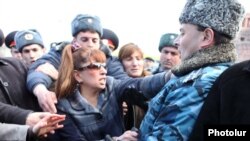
[33,84,57,113]
[32,114,65,137]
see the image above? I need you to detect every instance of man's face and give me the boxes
[102,39,115,52]
[74,31,101,50]
[175,23,204,61]
[144,59,154,69]
[10,47,22,60]
[160,47,181,70]
[21,44,45,65]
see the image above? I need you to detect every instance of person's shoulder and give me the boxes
[218,60,250,80]
[50,41,71,52]
[0,57,28,74]
[0,57,26,67]
[229,60,250,71]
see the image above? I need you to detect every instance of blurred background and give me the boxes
[1,0,250,61]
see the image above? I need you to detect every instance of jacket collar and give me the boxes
[67,90,86,111]
[68,89,107,112]
[172,43,237,76]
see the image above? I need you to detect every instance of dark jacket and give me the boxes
[0,57,40,124]
[189,60,250,141]
[122,87,148,130]
[48,72,166,141]
[27,42,128,92]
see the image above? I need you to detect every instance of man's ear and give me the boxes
[72,38,77,43]
[201,28,215,49]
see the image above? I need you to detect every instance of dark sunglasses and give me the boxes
[77,63,106,71]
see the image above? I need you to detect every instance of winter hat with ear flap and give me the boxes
[71,14,103,37]
[179,0,245,39]
[158,33,178,52]
[15,30,44,52]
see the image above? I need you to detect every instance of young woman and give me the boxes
[118,43,150,130]
[49,43,170,141]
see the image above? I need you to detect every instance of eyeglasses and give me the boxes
[77,63,106,71]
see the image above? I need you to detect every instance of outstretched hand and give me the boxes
[32,114,66,137]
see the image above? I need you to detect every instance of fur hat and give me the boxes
[158,33,178,52]
[5,31,18,48]
[15,30,44,52]
[102,28,119,51]
[0,29,4,46]
[179,0,245,39]
[71,14,103,37]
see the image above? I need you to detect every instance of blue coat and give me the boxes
[140,43,237,141]
[49,73,166,141]
[27,42,128,92]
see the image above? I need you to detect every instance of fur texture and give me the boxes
[158,33,178,52]
[15,30,44,52]
[71,14,103,37]
[179,0,245,39]
[172,43,237,76]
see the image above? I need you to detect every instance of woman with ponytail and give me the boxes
[48,43,171,141]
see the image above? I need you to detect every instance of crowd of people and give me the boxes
[0,0,248,140]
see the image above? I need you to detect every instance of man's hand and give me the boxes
[113,130,138,141]
[32,114,65,137]
[35,62,58,80]
[33,84,57,113]
[122,102,128,116]
[25,112,59,126]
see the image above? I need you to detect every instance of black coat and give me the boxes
[0,57,41,124]
[189,60,250,141]
[122,88,148,130]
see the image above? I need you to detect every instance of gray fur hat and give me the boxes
[71,14,103,37]
[15,30,44,52]
[179,0,245,39]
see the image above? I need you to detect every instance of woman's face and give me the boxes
[75,62,107,90]
[122,51,144,78]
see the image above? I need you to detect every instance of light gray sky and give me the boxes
[1,0,249,58]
